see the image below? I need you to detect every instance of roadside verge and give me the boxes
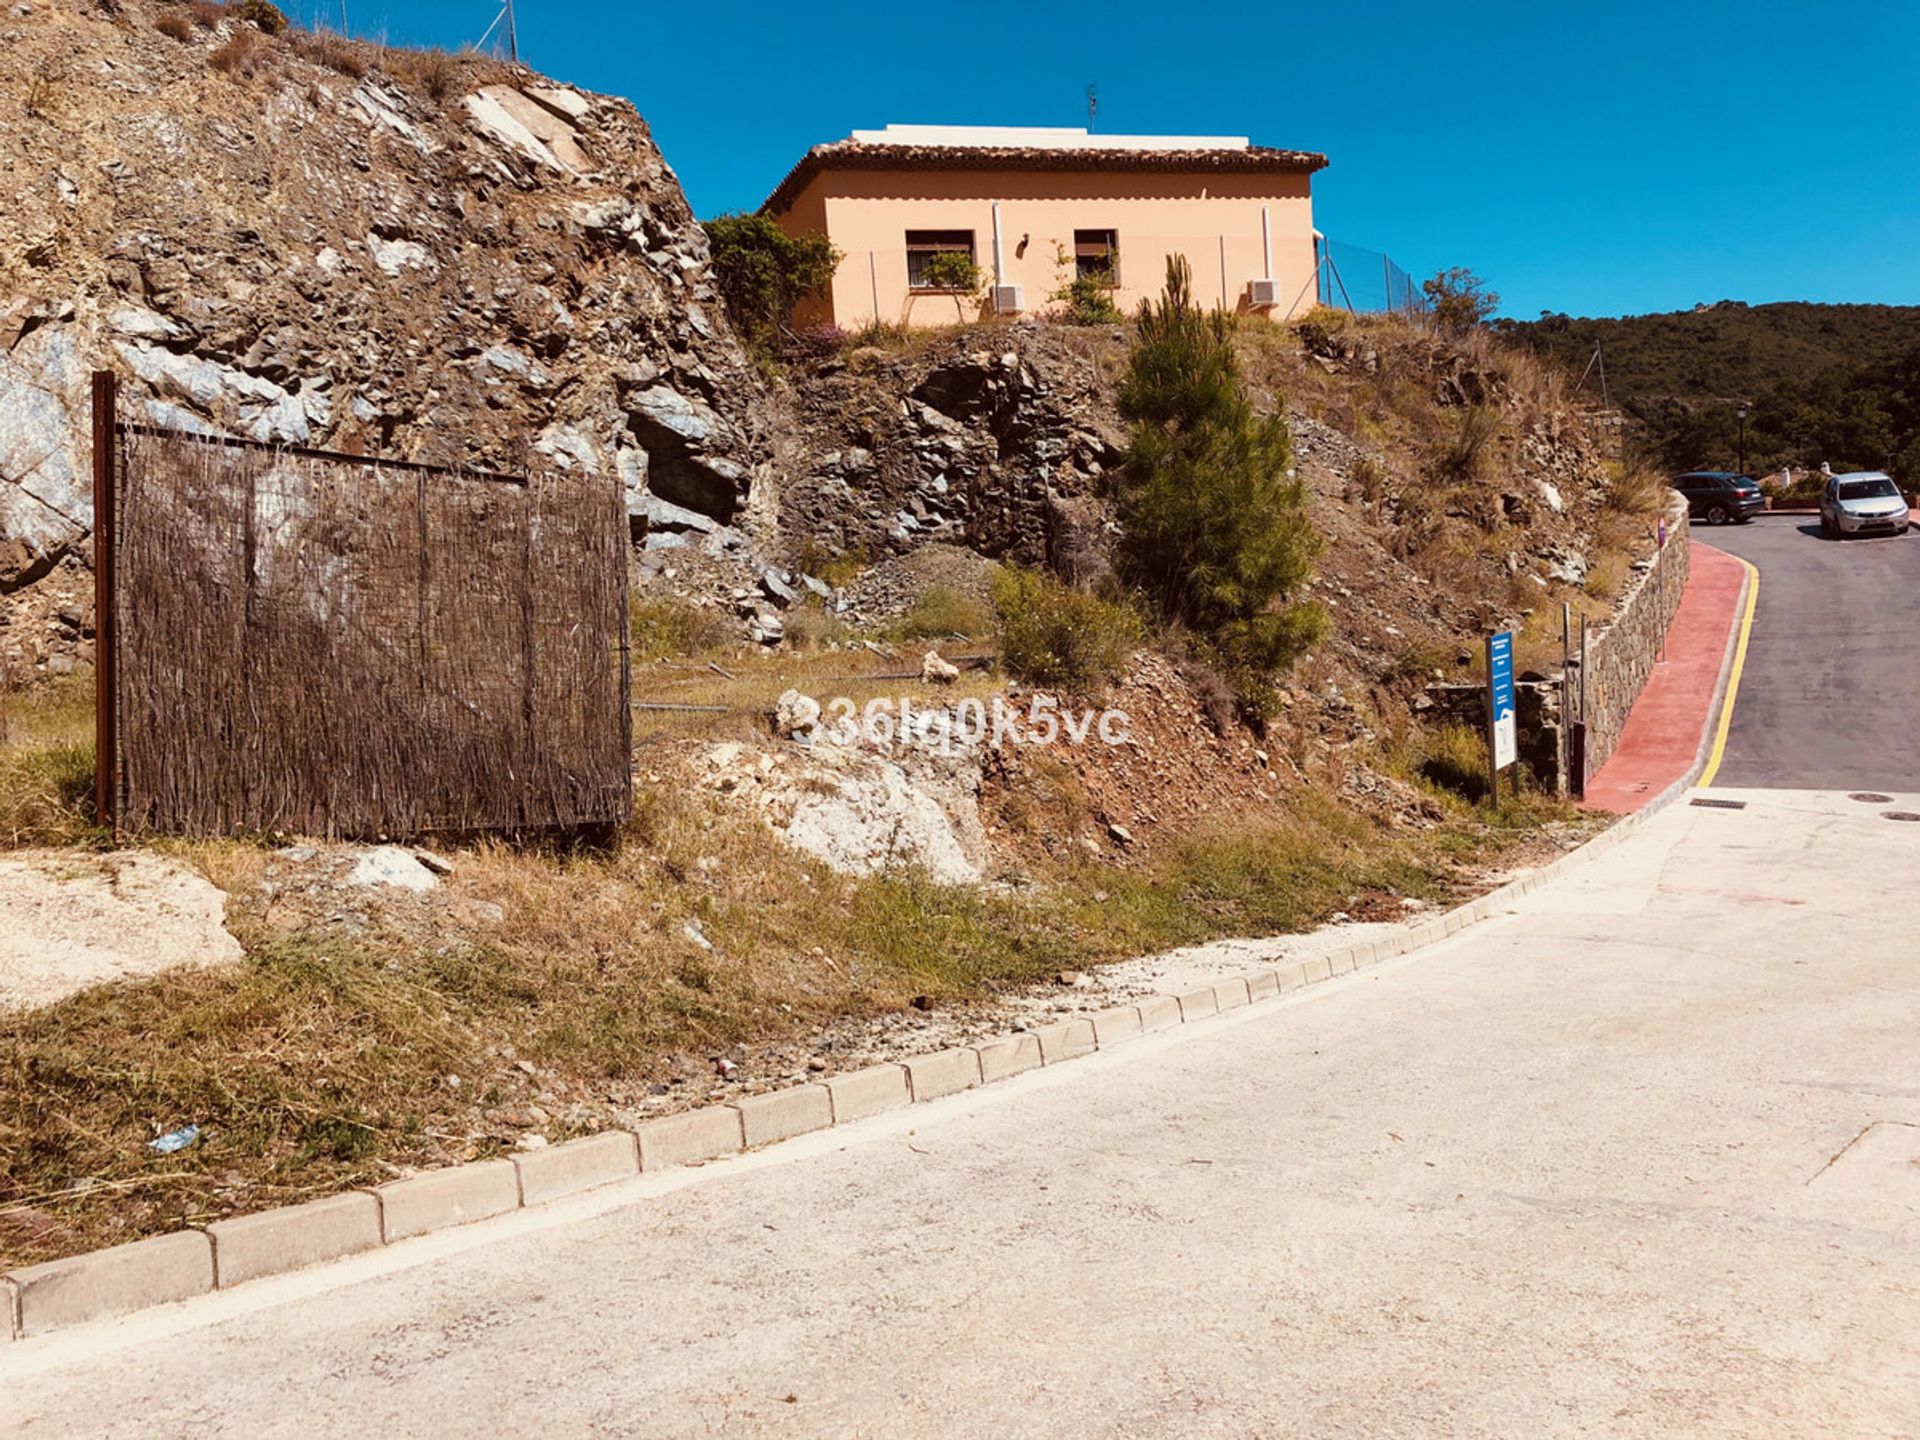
[1,560,1760,1347]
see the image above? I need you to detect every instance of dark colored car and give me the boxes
[1672,471,1765,525]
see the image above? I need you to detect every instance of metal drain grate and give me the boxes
[1883,811,1920,823]
[1690,797,1748,810]
[1849,792,1895,804]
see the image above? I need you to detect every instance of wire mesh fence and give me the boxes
[1316,238,1431,319]
[104,408,631,839]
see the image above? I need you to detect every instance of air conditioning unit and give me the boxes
[991,284,1025,314]
[1247,277,1280,308]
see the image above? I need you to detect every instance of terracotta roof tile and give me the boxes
[761,140,1328,214]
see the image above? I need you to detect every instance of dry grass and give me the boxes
[1601,462,1668,518]
[0,676,100,849]
[208,29,267,76]
[781,601,853,652]
[296,28,369,78]
[155,12,193,41]
[0,763,1557,1269]
[384,46,460,102]
[1583,553,1632,601]
[1430,404,1503,487]
[629,645,1002,747]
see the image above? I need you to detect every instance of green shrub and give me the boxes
[702,213,841,360]
[920,250,981,294]
[1768,470,1825,505]
[992,568,1141,691]
[1415,723,1491,802]
[1116,256,1325,715]
[1422,267,1498,337]
[894,584,993,642]
[1053,272,1123,326]
[630,597,732,662]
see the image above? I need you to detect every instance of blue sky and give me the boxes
[319,1,1920,319]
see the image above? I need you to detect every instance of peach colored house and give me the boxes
[762,124,1329,329]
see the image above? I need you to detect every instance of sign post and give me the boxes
[1485,629,1517,806]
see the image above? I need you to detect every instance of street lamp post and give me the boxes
[1737,402,1750,476]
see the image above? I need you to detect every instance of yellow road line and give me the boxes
[1698,557,1760,789]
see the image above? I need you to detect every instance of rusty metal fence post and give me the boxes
[91,369,118,836]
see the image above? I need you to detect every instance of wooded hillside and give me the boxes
[1497,301,1920,484]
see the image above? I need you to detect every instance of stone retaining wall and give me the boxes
[1581,492,1690,777]
[1420,491,1690,793]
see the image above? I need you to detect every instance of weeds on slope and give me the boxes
[0,767,1569,1270]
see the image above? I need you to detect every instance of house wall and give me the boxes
[775,167,1316,329]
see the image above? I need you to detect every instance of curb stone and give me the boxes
[210,1192,383,1289]
[824,1064,912,1124]
[1033,1017,1096,1064]
[903,1047,983,1102]
[1137,994,1182,1032]
[376,1159,521,1243]
[975,1032,1043,1084]
[1,567,1750,1343]
[1212,977,1251,1011]
[512,1132,640,1207]
[8,1231,212,1337]
[1089,1004,1144,1048]
[636,1105,745,1172]
[1174,986,1218,1022]
[733,1085,833,1148]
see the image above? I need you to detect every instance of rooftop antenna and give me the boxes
[1086,83,1097,133]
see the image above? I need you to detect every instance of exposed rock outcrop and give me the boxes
[782,329,1126,570]
[0,0,775,594]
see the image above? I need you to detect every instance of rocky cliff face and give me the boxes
[780,329,1127,580]
[0,0,775,597]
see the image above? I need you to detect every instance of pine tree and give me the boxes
[1117,257,1324,714]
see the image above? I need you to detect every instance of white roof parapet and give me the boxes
[847,124,1251,152]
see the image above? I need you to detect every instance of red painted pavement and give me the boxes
[1581,544,1748,814]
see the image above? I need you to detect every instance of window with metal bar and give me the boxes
[906,230,976,288]
[1074,229,1119,285]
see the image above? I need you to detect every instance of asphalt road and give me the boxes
[6,789,1919,1438]
[1702,515,1920,790]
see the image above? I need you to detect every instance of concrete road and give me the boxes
[1705,517,1920,790]
[5,788,1919,1437]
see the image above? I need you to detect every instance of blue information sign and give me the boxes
[1488,630,1517,771]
